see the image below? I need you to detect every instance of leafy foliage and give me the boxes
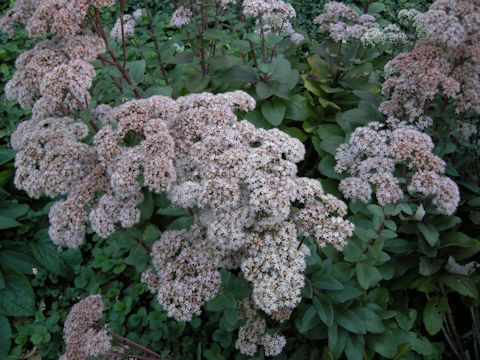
[0,0,478,359]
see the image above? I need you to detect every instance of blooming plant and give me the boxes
[0,0,479,360]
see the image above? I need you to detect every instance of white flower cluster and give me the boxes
[397,9,424,32]
[314,1,378,42]
[335,122,460,214]
[243,0,304,43]
[60,295,117,360]
[110,9,144,40]
[0,0,113,38]
[143,91,354,356]
[361,24,409,47]
[235,298,286,356]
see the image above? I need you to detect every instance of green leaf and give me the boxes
[0,203,29,218]
[311,274,343,290]
[419,257,443,276]
[280,126,308,142]
[139,191,154,222]
[297,306,321,333]
[285,94,310,121]
[440,231,471,248]
[0,215,21,230]
[319,136,344,155]
[166,216,193,230]
[423,297,447,335]
[144,86,172,97]
[204,29,231,40]
[367,204,384,218]
[318,155,343,180]
[127,60,146,83]
[417,223,439,247]
[0,149,15,166]
[125,244,149,272]
[440,275,479,298]
[356,262,382,289]
[313,294,333,326]
[345,334,364,360]
[0,243,39,275]
[0,315,11,357]
[0,271,35,317]
[355,307,385,334]
[143,224,161,244]
[186,73,210,92]
[261,100,286,126]
[368,2,386,13]
[207,55,242,71]
[256,82,272,99]
[270,57,291,82]
[367,330,397,358]
[224,307,238,326]
[30,241,72,278]
[335,305,366,334]
[328,324,348,359]
[231,277,250,299]
[301,278,313,298]
[224,64,259,83]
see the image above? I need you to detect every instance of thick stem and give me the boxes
[440,285,467,358]
[241,15,259,68]
[475,120,480,186]
[90,10,143,98]
[259,15,266,64]
[109,331,163,359]
[119,0,127,68]
[143,0,170,85]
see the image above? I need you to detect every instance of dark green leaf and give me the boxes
[297,306,321,333]
[355,307,384,334]
[417,223,439,247]
[0,315,11,357]
[440,275,479,298]
[423,297,447,335]
[0,215,20,230]
[285,94,310,121]
[335,305,366,334]
[261,100,286,126]
[367,330,397,358]
[356,262,382,289]
[30,241,72,278]
[311,274,343,290]
[313,294,333,326]
[127,60,146,83]
[0,271,35,317]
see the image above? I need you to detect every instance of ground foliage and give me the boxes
[0,0,479,360]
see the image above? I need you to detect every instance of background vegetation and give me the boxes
[1,1,479,360]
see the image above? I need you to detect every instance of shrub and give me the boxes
[0,1,478,360]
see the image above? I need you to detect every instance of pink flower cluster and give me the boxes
[380,0,480,125]
[142,91,354,356]
[335,121,460,214]
[314,1,378,42]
